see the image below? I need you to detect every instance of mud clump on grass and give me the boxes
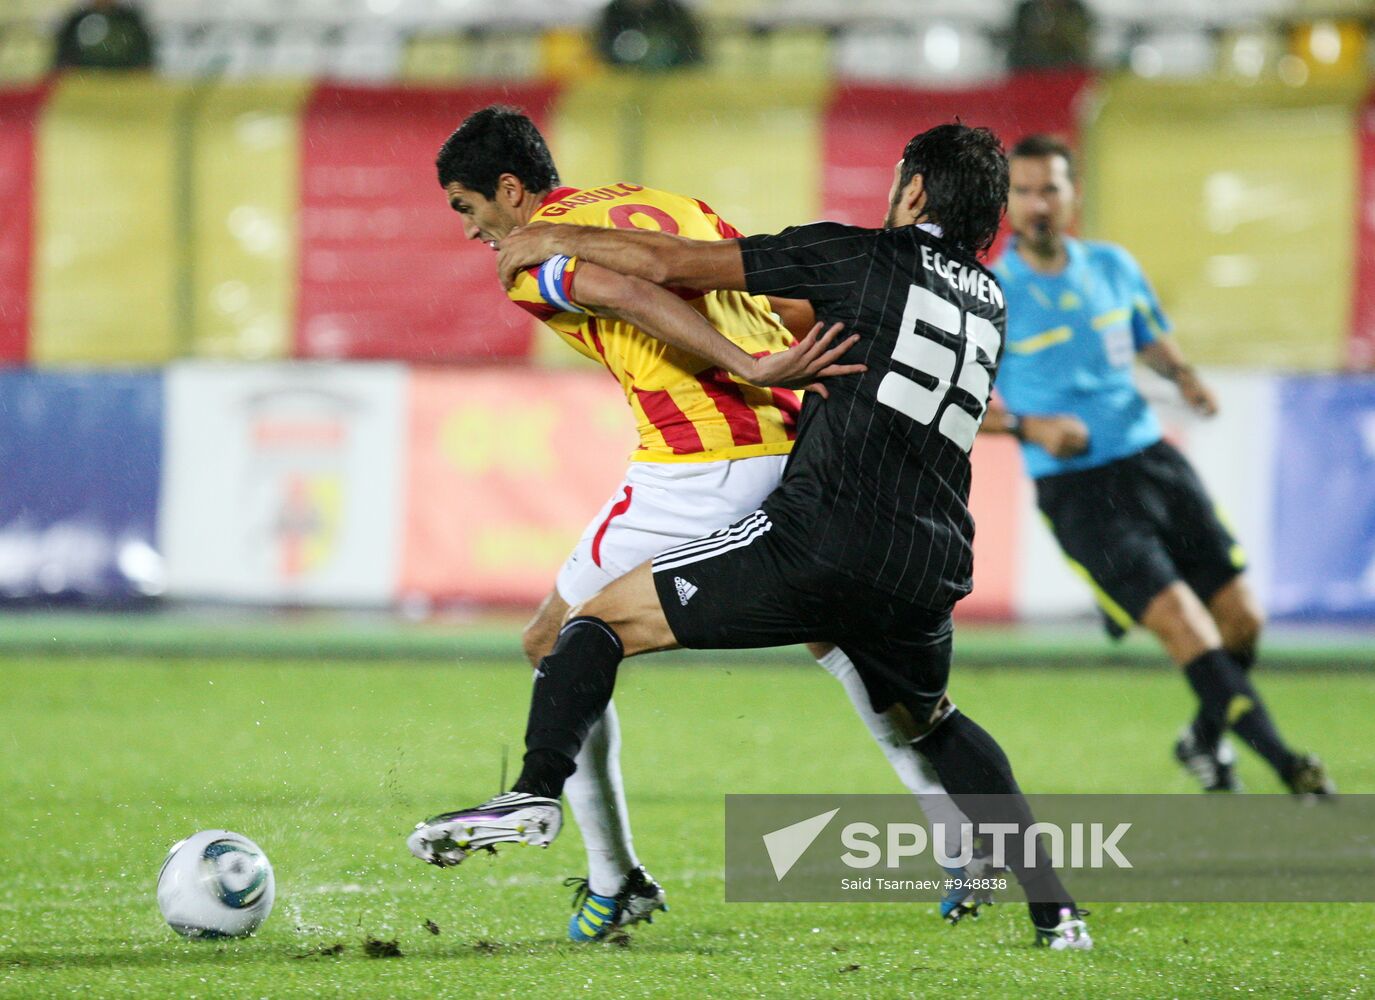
[363,937,403,958]
[291,943,345,960]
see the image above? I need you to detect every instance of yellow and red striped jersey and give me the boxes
[507,183,802,463]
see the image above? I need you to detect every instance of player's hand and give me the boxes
[746,322,865,398]
[1177,371,1218,417]
[1022,414,1089,458]
[497,222,561,289]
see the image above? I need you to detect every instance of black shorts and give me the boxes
[650,509,954,718]
[1035,440,1245,629]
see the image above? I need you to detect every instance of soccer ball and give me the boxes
[156,830,275,939]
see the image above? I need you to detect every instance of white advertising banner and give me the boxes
[161,362,406,605]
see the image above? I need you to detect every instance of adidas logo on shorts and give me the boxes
[674,576,699,606]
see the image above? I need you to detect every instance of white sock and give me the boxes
[816,647,970,861]
[564,699,639,896]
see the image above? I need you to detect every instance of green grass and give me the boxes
[2,653,1373,998]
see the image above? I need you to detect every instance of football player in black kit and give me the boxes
[409,123,1093,950]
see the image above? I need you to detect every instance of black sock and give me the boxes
[914,710,1073,917]
[1185,648,1298,777]
[1191,645,1257,740]
[1229,686,1300,779]
[512,617,624,799]
[1184,649,1238,749]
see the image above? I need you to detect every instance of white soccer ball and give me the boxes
[156,830,275,939]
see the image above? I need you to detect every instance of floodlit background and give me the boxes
[1,0,1372,632]
[2,3,1374,996]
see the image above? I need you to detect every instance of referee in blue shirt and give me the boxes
[984,134,1331,797]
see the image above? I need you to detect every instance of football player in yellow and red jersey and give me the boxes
[414,106,976,940]
[507,182,806,465]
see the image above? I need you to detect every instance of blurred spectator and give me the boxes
[1006,0,1094,71]
[53,0,153,71]
[594,0,704,71]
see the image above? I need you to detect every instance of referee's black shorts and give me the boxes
[1035,439,1246,630]
[650,509,953,719]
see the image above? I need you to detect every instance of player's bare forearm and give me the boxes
[570,261,755,375]
[981,402,1018,436]
[982,402,1089,458]
[1139,337,1192,382]
[499,222,747,293]
[1139,338,1217,416]
[569,261,863,391]
[767,297,816,340]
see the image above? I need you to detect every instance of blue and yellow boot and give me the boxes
[940,841,1000,924]
[566,865,667,942]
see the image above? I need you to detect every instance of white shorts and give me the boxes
[556,455,788,606]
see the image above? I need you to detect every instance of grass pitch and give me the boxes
[2,650,1373,999]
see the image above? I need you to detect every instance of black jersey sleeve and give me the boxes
[737,222,872,310]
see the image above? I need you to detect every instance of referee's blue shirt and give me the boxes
[990,237,1170,479]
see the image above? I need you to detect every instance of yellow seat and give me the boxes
[0,23,53,83]
[401,32,464,82]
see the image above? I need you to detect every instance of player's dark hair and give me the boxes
[1009,133,1076,181]
[435,105,559,198]
[897,123,1008,256]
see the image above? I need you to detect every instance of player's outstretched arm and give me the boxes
[1139,337,1217,417]
[568,261,863,390]
[499,222,746,293]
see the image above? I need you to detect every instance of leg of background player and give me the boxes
[1141,582,1300,780]
[1208,577,1265,671]
[1179,576,1263,787]
[808,643,968,857]
[524,591,639,896]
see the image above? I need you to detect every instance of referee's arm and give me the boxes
[983,401,1090,459]
[498,223,745,293]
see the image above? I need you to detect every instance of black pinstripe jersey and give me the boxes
[738,221,1006,608]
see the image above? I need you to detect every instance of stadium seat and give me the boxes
[1092,0,1285,24]
[834,24,1001,83]
[196,23,264,78]
[328,24,403,80]
[763,27,832,77]
[155,23,201,76]
[1130,28,1219,77]
[707,26,832,79]
[458,31,541,79]
[401,31,464,80]
[539,27,601,82]
[833,29,921,81]
[0,22,52,82]
[262,24,331,77]
[1217,25,1280,79]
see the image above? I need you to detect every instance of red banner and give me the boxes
[0,85,45,362]
[1351,90,1375,369]
[295,83,559,362]
[400,367,634,606]
[823,72,1093,257]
